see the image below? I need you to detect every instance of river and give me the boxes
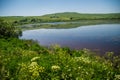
[20,24,120,55]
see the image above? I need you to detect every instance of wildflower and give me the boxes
[28,62,39,72]
[74,57,91,63]
[32,71,39,77]
[28,61,45,73]
[115,74,120,79]
[51,65,60,71]
[78,67,81,69]
[29,62,38,67]
[31,57,40,62]
[39,66,45,72]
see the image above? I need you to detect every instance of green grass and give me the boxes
[0,38,120,80]
[43,12,120,20]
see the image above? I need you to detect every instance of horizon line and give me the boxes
[0,11,120,17]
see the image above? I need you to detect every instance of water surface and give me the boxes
[20,24,120,55]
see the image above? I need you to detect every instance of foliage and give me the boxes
[0,38,120,80]
[0,19,22,38]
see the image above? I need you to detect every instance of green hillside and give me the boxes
[42,12,120,20]
[0,12,120,25]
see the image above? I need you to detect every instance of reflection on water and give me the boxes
[20,24,120,55]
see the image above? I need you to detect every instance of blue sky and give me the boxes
[0,0,120,16]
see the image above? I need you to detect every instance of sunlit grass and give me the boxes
[0,38,120,80]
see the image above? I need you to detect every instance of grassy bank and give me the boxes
[1,12,120,30]
[0,38,120,80]
[20,19,120,30]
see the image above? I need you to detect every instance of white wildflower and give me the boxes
[39,66,45,72]
[51,65,60,71]
[32,71,39,77]
[29,62,38,66]
[74,57,91,63]
[31,57,40,62]
[115,74,120,79]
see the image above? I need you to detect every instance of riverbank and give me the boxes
[0,38,120,79]
[19,19,120,30]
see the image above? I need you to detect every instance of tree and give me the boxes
[31,18,36,23]
[0,19,22,38]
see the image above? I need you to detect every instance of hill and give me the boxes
[0,12,120,26]
[42,12,120,20]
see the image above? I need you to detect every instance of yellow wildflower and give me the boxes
[51,65,60,71]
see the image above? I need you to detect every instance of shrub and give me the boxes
[0,19,22,38]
